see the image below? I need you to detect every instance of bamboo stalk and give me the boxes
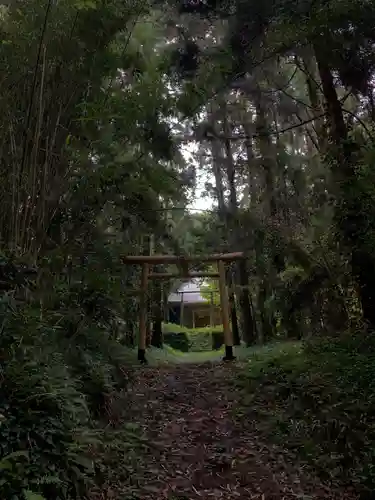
[23,46,47,254]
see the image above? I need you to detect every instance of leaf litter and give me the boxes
[91,362,358,499]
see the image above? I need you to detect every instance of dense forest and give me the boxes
[2,0,375,498]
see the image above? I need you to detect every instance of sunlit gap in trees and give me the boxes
[166,95,215,211]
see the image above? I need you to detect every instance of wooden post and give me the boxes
[180,291,184,327]
[210,291,214,327]
[146,235,154,347]
[151,266,163,348]
[218,259,235,360]
[122,252,246,360]
[162,282,169,322]
[138,263,149,363]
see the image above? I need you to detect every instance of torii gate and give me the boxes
[122,252,245,363]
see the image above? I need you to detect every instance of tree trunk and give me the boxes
[314,44,375,329]
[237,259,257,344]
[253,93,281,339]
[223,106,256,344]
[209,104,241,344]
[298,48,327,151]
[227,268,241,345]
[258,281,274,343]
[254,93,284,273]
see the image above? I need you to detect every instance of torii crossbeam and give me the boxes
[122,252,245,364]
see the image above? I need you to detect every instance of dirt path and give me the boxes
[102,362,358,499]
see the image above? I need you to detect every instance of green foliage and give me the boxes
[3,0,375,495]
[146,345,226,364]
[146,344,267,365]
[162,323,225,351]
[162,322,224,334]
[237,336,375,488]
[23,491,46,500]
[1,305,90,498]
[0,252,136,499]
[200,278,220,305]
[163,331,190,351]
[0,1,197,496]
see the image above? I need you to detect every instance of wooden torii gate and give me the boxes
[122,252,245,363]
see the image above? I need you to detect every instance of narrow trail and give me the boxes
[106,363,358,499]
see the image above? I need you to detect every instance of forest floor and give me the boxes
[94,361,359,500]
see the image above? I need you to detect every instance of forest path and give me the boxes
[108,362,357,499]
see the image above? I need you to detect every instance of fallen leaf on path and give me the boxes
[91,364,359,500]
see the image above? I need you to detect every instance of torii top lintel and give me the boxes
[121,252,244,265]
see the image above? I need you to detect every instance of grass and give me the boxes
[128,345,225,365]
[235,335,375,492]
[146,345,226,364]
[162,322,224,334]
[145,343,281,365]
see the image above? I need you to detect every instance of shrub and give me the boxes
[0,279,133,499]
[237,336,375,489]
[162,323,225,352]
[0,314,93,498]
[189,331,212,351]
[163,331,190,351]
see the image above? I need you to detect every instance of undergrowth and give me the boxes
[162,323,224,334]
[0,256,136,500]
[146,344,260,365]
[146,345,225,364]
[162,322,225,352]
[236,336,375,491]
